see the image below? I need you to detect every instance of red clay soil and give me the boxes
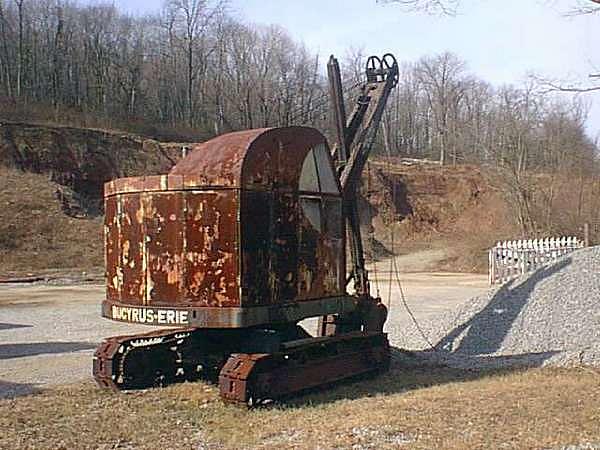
[363,159,519,272]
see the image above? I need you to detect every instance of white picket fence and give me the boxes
[488,237,584,285]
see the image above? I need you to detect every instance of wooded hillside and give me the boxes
[0,0,598,241]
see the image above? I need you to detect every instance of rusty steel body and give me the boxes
[103,127,347,327]
[94,54,398,404]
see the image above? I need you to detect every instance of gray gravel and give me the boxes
[0,284,150,398]
[390,246,600,370]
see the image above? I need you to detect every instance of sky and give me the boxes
[90,0,600,138]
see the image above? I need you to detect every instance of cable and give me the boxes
[366,162,381,298]
[382,121,436,351]
[387,208,393,311]
[391,251,436,351]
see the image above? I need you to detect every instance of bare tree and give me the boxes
[415,52,466,164]
[528,0,600,105]
[566,0,600,15]
[379,0,600,15]
[14,0,24,98]
[0,0,13,96]
[375,0,458,15]
[165,0,224,127]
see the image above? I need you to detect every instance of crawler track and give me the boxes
[219,332,389,406]
[93,328,229,390]
[94,328,389,405]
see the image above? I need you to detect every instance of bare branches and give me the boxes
[375,0,459,15]
[414,52,467,164]
[378,1,600,17]
[531,74,600,94]
[546,84,600,93]
[0,0,596,182]
[564,0,600,16]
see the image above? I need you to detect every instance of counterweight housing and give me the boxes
[102,126,356,329]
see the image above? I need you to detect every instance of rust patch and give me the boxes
[112,176,147,194]
[185,190,239,307]
[142,175,168,192]
[171,128,272,187]
[104,180,116,197]
[240,191,271,306]
[119,194,144,304]
[144,192,184,305]
[241,127,325,190]
[267,193,299,304]
[167,174,184,190]
[105,195,120,301]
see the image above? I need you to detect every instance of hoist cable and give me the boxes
[382,119,436,351]
[366,162,381,298]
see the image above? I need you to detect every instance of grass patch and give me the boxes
[1,366,599,449]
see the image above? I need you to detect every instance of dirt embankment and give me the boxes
[0,121,187,204]
[0,122,188,274]
[0,122,518,274]
[0,167,103,273]
[363,160,518,272]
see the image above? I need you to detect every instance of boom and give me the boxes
[327,54,399,296]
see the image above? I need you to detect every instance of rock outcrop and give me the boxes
[0,121,188,202]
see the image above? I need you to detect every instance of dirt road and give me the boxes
[0,272,488,399]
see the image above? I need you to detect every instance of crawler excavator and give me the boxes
[93,53,399,405]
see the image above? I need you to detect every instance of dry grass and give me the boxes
[1,365,599,449]
[0,167,103,274]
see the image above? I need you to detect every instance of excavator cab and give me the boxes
[102,126,353,329]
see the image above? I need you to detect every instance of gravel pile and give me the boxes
[391,246,600,369]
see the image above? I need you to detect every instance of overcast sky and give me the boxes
[90,0,600,138]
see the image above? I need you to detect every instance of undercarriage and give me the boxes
[93,318,389,405]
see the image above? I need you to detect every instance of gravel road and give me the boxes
[0,272,488,399]
[0,284,150,398]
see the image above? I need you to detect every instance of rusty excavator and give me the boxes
[93,53,399,405]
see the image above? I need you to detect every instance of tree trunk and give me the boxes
[16,0,24,99]
[187,40,193,127]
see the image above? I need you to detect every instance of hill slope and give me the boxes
[0,122,520,274]
[0,122,189,275]
[0,121,186,201]
[0,167,102,273]
[364,160,518,272]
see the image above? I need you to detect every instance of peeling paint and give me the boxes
[104,127,346,326]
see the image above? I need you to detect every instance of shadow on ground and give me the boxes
[75,346,559,408]
[280,346,561,408]
[0,322,32,331]
[283,260,572,408]
[0,380,40,398]
[0,342,97,360]
[435,258,570,355]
